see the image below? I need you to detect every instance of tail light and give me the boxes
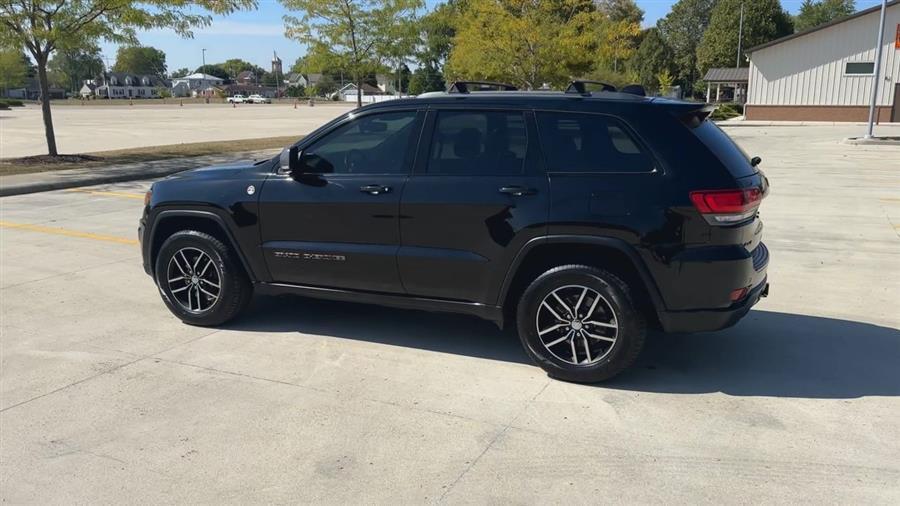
[690,188,763,225]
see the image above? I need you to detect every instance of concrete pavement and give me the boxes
[0,124,898,503]
[0,103,354,159]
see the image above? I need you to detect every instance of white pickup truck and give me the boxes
[226,94,246,104]
[247,94,271,104]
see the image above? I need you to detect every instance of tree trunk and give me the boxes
[356,77,363,108]
[35,55,58,156]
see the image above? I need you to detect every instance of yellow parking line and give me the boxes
[65,188,145,200]
[0,220,138,245]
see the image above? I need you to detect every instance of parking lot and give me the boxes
[0,103,355,158]
[1,123,899,503]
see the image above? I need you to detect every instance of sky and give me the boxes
[98,0,889,75]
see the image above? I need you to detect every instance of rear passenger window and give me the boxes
[536,112,655,173]
[426,111,527,175]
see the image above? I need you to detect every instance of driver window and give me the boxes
[301,111,418,175]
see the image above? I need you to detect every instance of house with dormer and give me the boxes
[92,72,168,99]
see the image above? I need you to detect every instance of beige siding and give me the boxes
[748,4,900,107]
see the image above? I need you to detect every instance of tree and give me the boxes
[113,45,167,76]
[598,19,641,73]
[794,0,855,32]
[408,63,445,95]
[657,0,717,96]
[629,28,675,90]
[281,0,423,107]
[446,0,603,89]
[47,44,104,92]
[595,0,643,24]
[416,1,460,71]
[657,68,673,95]
[0,48,29,94]
[0,0,255,156]
[220,58,266,80]
[194,64,229,80]
[697,0,793,75]
[171,67,191,78]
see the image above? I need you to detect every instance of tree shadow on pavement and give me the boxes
[230,296,899,399]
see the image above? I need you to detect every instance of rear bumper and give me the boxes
[658,278,768,333]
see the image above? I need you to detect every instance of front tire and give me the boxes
[154,230,252,326]
[516,265,646,383]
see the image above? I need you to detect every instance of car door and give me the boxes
[398,108,549,304]
[258,109,423,293]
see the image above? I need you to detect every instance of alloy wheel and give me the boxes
[535,284,619,365]
[166,247,221,313]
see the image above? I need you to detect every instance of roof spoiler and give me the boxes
[447,81,518,94]
[666,102,716,128]
[565,80,617,95]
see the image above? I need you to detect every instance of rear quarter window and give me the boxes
[535,112,656,174]
[692,120,757,178]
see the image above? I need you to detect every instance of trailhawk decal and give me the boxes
[273,251,347,262]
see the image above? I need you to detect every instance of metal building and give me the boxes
[745,0,900,122]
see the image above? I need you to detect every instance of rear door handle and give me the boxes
[360,184,391,195]
[499,186,537,196]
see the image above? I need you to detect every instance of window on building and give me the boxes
[426,111,528,176]
[845,62,875,75]
[535,112,655,173]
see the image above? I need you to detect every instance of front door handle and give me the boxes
[360,184,391,195]
[499,186,537,196]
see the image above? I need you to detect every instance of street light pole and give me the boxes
[202,48,207,68]
[864,0,887,139]
[736,1,744,68]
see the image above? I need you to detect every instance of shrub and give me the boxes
[710,103,742,121]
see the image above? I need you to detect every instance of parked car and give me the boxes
[226,94,246,103]
[139,80,770,382]
[246,94,271,104]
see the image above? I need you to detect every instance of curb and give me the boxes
[0,165,190,197]
[0,150,276,197]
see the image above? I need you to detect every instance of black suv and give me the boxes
[139,81,769,382]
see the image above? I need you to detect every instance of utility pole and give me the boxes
[736,1,744,68]
[864,0,887,139]
[201,48,207,68]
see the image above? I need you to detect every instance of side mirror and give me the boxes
[750,156,762,167]
[279,146,300,175]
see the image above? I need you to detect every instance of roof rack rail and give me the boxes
[565,80,617,95]
[447,81,518,94]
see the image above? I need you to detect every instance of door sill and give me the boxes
[255,282,504,326]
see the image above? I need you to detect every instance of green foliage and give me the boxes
[285,84,305,97]
[113,46,167,76]
[47,44,104,92]
[220,58,266,80]
[629,28,674,90]
[710,103,744,120]
[408,64,445,95]
[697,0,793,75]
[657,0,717,95]
[170,67,191,78]
[598,19,642,73]
[0,0,256,156]
[194,64,229,80]
[156,87,172,98]
[446,0,603,89]
[0,99,25,107]
[596,0,644,24]
[416,1,458,70]
[281,0,423,106]
[0,48,29,90]
[656,68,674,95]
[794,0,855,32]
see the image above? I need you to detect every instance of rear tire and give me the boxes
[154,230,252,326]
[516,265,646,383]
